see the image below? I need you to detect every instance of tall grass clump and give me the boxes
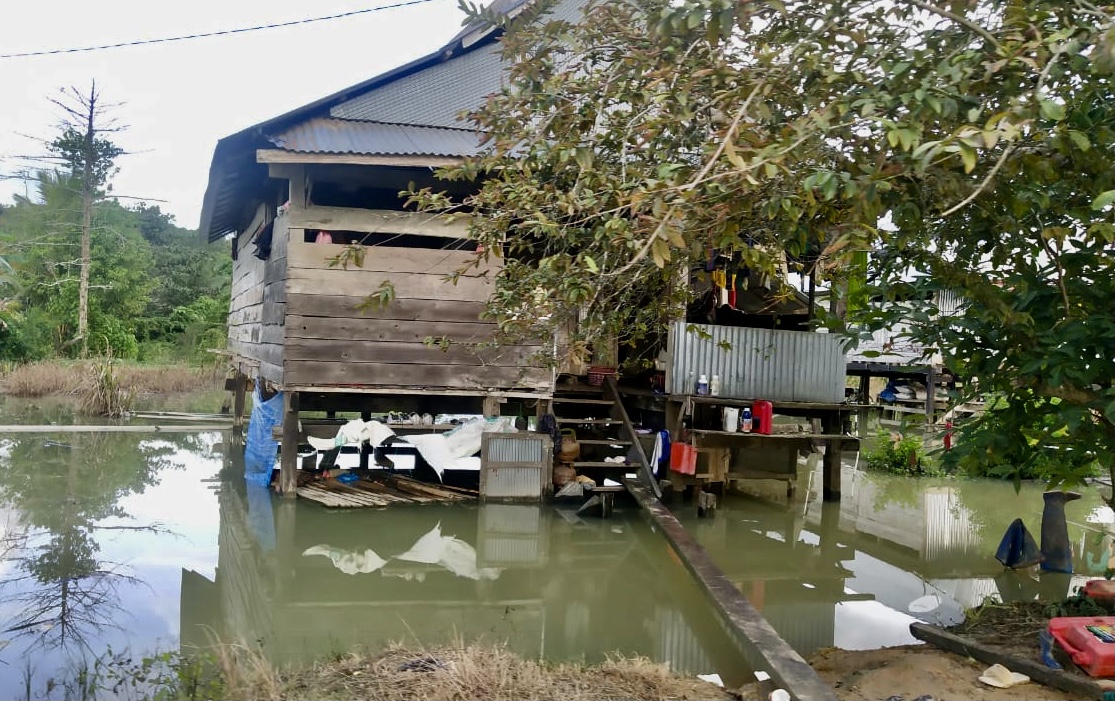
[79,356,136,417]
[0,360,84,397]
[2,360,222,398]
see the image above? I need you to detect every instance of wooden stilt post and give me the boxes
[231,373,247,439]
[280,391,299,498]
[359,411,371,470]
[924,367,936,427]
[483,394,501,418]
[857,374,871,437]
[821,412,842,502]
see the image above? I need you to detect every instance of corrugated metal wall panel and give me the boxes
[488,436,544,464]
[667,323,845,403]
[484,467,544,499]
[790,331,847,402]
[481,434,551,500]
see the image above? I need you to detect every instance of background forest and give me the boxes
[0,174,229,365]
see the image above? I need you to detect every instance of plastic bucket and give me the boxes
[722,407,739,432]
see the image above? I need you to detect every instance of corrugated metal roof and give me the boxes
[268,118,484,157]
[330,44,506,128]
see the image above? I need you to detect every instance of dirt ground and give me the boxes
[801,597,1113,701]
[808,645,1081,701]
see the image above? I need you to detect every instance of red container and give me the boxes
[753,400,774,435]
[1048,615,1115,678]
[669,443,697,475]
[1084,579,1115,603]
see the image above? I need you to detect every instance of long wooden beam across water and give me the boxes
[625,480,838,701]
[0,424,231,433]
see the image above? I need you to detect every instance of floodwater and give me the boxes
[0,400,1111,698]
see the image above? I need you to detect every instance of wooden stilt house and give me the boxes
[199,0,860,503]
[198,7,556,494]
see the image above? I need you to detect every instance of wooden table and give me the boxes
[664,395,863,501]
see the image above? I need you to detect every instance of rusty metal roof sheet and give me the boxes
[267,117,484,157]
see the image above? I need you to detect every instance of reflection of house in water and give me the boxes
[179,478,751,683]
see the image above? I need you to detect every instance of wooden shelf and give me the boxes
[670,395,868,412]
[692,429,856,441]
[552,397,614,405]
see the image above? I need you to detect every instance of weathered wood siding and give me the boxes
[227,204,288,384]
[283,215,550,393]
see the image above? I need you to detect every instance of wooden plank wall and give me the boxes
[283,225,551,392]
[227,203,288,384]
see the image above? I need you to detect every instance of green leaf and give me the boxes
[1093,190,1115,210]
[1039,99,1066,121]
[1067,130,1091,152]
[958,144,978,173]
[584,255,598,273]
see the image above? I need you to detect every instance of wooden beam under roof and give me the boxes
[256,149,462,168]
[289,205,472,239]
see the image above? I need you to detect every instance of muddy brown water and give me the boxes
[0,401,1110,698]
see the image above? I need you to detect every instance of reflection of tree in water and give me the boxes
[0,431,208,654]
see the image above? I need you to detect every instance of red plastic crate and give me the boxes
[1048,615,1115,678]
[669,443,697,475]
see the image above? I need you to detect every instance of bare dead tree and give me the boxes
[46,82,125,357]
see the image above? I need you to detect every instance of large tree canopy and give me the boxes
[414,0,1114,488]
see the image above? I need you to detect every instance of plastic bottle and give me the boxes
[709,375,721,396]
[740,407,753,433]
[696,374,709,396]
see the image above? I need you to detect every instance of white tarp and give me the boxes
[306,416,519,480]
[302,522,501,581]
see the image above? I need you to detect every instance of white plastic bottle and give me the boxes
[710,375,721,396]
[696,374,709,395]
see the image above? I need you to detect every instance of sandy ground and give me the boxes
[807,645,1082,701]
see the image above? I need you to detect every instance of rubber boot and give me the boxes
[1040,490,1082,573]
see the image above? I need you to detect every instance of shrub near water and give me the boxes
[80,357,136,418]
[866,431,937,476]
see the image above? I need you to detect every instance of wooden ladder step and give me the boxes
[576,439,631,446]
[552,397,614,405]
[557,418,623,425]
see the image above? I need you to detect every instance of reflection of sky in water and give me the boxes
[0,435,222,700]
[834,589,920,650]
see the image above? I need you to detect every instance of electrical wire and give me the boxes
[0,0,445,59]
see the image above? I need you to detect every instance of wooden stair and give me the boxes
[550,379,660,497]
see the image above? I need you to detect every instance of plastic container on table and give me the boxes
[722,407,739,432]
[669,443,697,475]
[753,400,774,435]
[1047,615,1115,678]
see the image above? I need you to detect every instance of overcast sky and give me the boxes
[0,0,473,230]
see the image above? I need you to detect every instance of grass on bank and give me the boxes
[0,360,223,400]
[45,641,737,701]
